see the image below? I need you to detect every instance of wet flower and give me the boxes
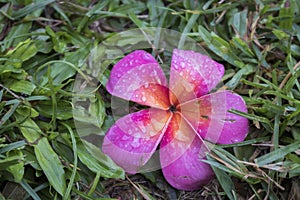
[102,49,248,191]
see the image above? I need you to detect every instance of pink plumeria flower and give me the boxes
[102,49,248,191]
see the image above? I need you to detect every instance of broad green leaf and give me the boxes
[73,93,106,128]
[14,112,41,143]
[35,101,73,120]
[77,140,124,179]
[7,150,24,182]
[5,39,38,68]
[35,47,90,86]
[7,80,36,95]
[34,40,53,54]
[0,155,23,170]
[45,26,71,53]
[0,64,24,74]
[1,23,32,50]
[35,137,66,196]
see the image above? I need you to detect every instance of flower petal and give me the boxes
[160,113,214,191]
[106,50,170,109]
[102,109,171,174]
[180,91,248,144]
[169,49,224,104]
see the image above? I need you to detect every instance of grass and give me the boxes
[0,0,300,199]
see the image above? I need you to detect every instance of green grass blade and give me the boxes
[61,122,78,200]
[35,137,66,196]
[208,155,237,200]
[255,141,300,166]
[20,180,41,200]
[12,0,55,20]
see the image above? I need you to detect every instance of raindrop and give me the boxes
[131,137,141,148]
[142,96,147,102]
[143,53,152,61]
[179,71,183,76]
[231,138,240,143]
[122,135,131,141]
[180,62,186,68]
[128,129,133,135]
[144,82,149,88]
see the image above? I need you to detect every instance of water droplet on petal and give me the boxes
[231,138,240,143]
[144,82,149,88]
[180,62,186,68]
[131,137,141,148]
[142,96,147,102]
[143,53,152,61]
[122,135,131,141]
